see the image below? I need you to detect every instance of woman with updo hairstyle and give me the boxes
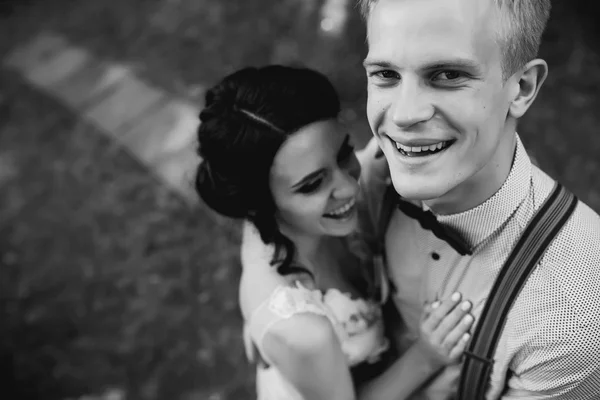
[195,65,474,400]
[196,65,342,275]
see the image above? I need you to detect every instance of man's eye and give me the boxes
[298,179,323,194]
[367,69,400,81]
[379,70,398,79]
[432,71,464,81]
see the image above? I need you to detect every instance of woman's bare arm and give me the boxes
[263,313,356,400]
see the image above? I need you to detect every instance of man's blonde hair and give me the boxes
[358,0,551,78]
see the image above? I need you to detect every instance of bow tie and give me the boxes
[396,199,473,256]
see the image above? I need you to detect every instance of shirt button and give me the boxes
[431,252,440,260]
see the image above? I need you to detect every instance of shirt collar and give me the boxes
[435,134,533,249]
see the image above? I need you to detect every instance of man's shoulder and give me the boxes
[541,198,600,301]
[531,165,600,253]
[533,166,600,266]
[511,168,600,326]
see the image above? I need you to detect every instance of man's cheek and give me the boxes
[367,100,388,130]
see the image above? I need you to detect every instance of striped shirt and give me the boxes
[359,134,600,399]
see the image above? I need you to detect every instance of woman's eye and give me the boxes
[298,178,323,194]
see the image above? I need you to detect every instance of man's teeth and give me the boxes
[395,141,449,153]
[328,198,355,216]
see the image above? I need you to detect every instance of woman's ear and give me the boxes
[508,59,548,119]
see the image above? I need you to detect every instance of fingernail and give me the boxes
[432,301,441,309]
[451,292,461,302]
[462,333,471,341]
[463,315,473,324]
[461,301,471,311]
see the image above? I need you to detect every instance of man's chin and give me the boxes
[390,178,451,202]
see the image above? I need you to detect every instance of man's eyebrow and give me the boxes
[422,58,481,71]
[362,59,395,69]
[363,58,481,72]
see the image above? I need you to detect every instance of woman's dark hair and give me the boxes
[195,65,341,275]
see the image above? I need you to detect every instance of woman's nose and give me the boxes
[332,168,359,199]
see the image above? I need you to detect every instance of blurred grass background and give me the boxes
[0,0,598,399]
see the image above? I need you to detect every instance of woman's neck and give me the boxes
[280,228,328,275]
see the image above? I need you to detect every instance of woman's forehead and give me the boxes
[270,120,345,185]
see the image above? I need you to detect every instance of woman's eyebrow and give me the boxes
[291,169,325,190]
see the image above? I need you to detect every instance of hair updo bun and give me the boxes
[198,68,256,125]
[194,159,248,219]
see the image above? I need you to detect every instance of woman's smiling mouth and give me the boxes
[324,198,356,219]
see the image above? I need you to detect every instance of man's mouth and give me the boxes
[323,198,356,220]
[393,140,455,157]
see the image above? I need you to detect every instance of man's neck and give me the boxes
[425,133,518,215]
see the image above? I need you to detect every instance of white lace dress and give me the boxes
[246,280,390,400]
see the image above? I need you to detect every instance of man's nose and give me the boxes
[390,81,434,129]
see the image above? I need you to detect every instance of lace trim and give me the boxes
[261,282,390,366]
[266,282,385,339]
[322,288,382,334]
[267,282,329,319]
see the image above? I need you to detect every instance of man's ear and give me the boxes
[508,59,548,119]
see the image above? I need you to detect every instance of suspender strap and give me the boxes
[458,183,578,399]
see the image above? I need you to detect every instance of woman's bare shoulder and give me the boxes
[239,273,286,322]
[263,312,338,360]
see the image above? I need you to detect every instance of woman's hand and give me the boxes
[417,292,474,368]
[356,294,473,400]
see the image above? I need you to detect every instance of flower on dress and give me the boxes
[267,283,327,319]
[323,289,382,335]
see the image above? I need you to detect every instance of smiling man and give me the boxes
[358,0,600,398]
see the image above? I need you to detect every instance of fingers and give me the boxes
[439,312,474,361]
[433,298,473,340]
[419,293,476,366]
[422,302,432,321]
[443,312,474,346]
[421,292,463,333]
[447,332,471,362]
